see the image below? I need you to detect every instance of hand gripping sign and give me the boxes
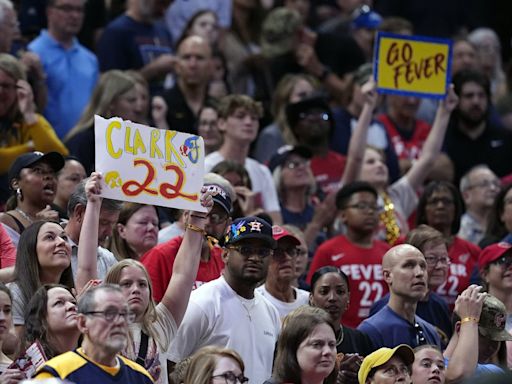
[94,115,207,212]
[374,32,453,99]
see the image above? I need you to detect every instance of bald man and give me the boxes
[358,244,441,349]
[162,35,213,134]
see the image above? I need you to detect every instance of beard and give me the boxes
[456,106,489,128]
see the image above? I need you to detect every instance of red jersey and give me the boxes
[310,150,346,196]
[435,236,480,309]
[307,235,390,328]
[378,114,430,161]
[141,236,224,302]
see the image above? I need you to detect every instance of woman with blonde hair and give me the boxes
[64,70,143,173]
[183,346,248,384]
[76,173,214,384]
[0,53,67,195]
[253,73,319,163]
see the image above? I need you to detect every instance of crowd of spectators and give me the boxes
[2,0,512,383]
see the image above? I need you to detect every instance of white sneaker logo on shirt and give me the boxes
[332,253,345,262]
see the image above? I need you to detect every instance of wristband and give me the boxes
[460,316,479,325]
[186,223,207,236]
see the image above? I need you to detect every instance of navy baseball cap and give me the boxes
[8,151,65,187]
[224,216,277,249]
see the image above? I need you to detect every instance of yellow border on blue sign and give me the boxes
[373,32,453,99]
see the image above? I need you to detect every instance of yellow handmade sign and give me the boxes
[374,32,452,98]
[94,115,206,211]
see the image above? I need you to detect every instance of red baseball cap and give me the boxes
[479,242,512,269]
[272,225,301,245]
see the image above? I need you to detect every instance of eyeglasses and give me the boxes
[466,179,500,190]
[414,322,427,346]
[52,4,85,13]
[227,245,273,259]
[377,363,411,378]
[492,255,512,268]
[426,197,454,206]
[83,310,136,324]
[424,256,451,267]
[345,202,379,212]
[283,159,309,170]
[212,372,249,384]
[298,112,330,121]
[208,212,228,225]
[274,246,299,260]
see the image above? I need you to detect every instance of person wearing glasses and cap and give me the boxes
[358,344,415,384]
[35,284,153,383]
[255,225,310,319]
[141,173,235,302]
[358,244,441,349]
[444,286,512,382]
[478,242,512,367]
[286,95,346,196]
[167,216,281,384]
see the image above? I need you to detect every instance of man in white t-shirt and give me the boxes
[204,94,282,224]
[256,225,309,319]
[168,216,281,384]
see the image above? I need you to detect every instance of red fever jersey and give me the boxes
[435,236,480,309]
[307,235,390,328]
[310,151,346,196]
[378,114,430,160]
[141,236,224,302]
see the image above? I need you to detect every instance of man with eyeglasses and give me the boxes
[358,244,441,349]
[255,225,310,318]
[168,216,281,384]
[35,285,153,383]
[28,0,99,139]
[286,95,346,196]
[459,165,501,245]
[142,173,235,302]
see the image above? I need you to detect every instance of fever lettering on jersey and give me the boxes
[307,235,391,328]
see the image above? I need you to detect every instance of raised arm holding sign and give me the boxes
[374,32,453,99]
[94,115,207,212]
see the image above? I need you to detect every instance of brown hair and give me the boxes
[405,225,446,253]
[217,95,263,120]
[109,203,157,260]
[273,306,337,384]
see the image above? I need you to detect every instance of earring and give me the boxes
[16,188,23,201]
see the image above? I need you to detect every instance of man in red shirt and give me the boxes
[307,181,390,327]
[141,173,234,301]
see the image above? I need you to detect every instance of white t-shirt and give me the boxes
[168,276,281,384]
[255,284,310,319]
[205,152,281,213]
[125,303,177,384]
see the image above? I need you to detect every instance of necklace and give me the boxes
[15,207,34,224]
[336,326,345,346]
[237,295,256,321]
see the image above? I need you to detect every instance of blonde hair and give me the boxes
[64,70,137,142]
[104,259,158,345]
[0,53,27,121]
[272,74,320,145]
